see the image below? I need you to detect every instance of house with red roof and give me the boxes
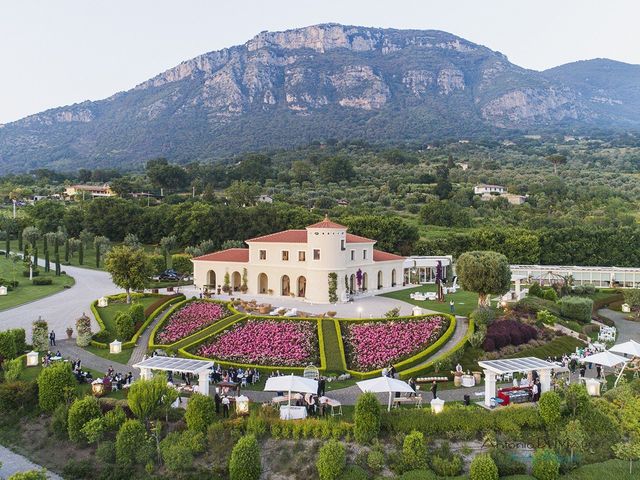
[192,216,405,304]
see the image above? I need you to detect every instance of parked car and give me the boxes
[159,269,181,281]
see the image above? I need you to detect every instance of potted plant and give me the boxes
[66,326,73,339]
[327,311,337,318]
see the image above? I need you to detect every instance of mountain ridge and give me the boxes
[1,24,638,172]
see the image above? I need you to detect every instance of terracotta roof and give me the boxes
[373,249,405,262]
[246,230,375,244]
[192,248,249,262]
[307,215,347,229]
[346,233,375,243]
[246,230,307,243]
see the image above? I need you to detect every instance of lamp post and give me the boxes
[357,307,363,319]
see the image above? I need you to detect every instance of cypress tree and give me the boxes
[55,252,61,276]
[64,238,69,263]
[78,242,83,265]
[4,233,9,258]
[33,247,38,268]
[43,237,49,272]
[17,230,23,251]
[95,245,100,268]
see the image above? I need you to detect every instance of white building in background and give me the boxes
[474,184,507,195]
[402,256,453,284]
[510,265,640,288]
[192,217,405,304]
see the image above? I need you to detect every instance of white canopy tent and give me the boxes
[581,351,628,368]
[610,339,640,358]
[132,357,214,395]
[264,374,318,408]
[356,377,414,411]
[477,357,556,407]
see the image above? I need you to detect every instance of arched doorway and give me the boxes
[392,269,397,287]
[362,272,368,291]
[281,275,291,296]
[207,270,216,287]
[232,271,241,291]
[258,273,268,294]
[349,274,355,294]
[377,271,383,289]
[297,276,307,297]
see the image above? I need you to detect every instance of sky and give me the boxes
[1,0,638,124]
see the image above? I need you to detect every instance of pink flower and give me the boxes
[197,320,318,367]
[342,316,449,371]
[156,302,230,344]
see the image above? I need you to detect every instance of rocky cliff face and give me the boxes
[0,24,638,171]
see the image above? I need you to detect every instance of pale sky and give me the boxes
[1,0,638,124]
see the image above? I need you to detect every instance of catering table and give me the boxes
[319,397,343,416]
[280,405,307,420]
[461,375,476,387]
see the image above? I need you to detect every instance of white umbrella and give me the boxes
[610,340,640,358]
[582,351,628,368]
[357,377,415,411]
[264,374,318,408]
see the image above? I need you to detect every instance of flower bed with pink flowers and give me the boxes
[195,319,319,367]
[341,315,450,371]
[155,301,231,344]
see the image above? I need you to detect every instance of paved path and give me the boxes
[55,339,135,378]
[598,308,640,343]
[128,304,173,366]
[412,315,468,368]
[0,445,62,479]
[0,262,121,342]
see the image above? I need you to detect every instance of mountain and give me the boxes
[1,24,639,172]
[543,58,640,124]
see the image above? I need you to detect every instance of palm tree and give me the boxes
[545,154,567,175]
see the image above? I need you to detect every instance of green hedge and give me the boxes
[90,294,185,349]
[559,296,594,323]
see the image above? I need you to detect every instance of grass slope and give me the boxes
[95,296,159,342]
[321,319,344,372]
[0,255,74,311]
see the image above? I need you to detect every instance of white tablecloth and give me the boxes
[280,405,307,420]
[461,375,475,387]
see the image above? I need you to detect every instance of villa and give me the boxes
[191,217,405,304]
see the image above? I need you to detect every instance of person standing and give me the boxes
[222,396,230,418]
[596,365,602,379]
[49,330,56,346]
[317,377,326,397]
[214,390,221,414]
[430,380,438,400]
[408,378,417,397]
[449,300,455,314]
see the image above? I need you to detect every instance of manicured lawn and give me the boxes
[0,255,74,311]
[562,460,638,480]
[508,335,583,360]
[84,344,133,364]
[380,285,479,316]
[95,296,159,342]
[321,319,345,372]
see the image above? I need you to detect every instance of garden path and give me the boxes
[410,314,469,369]
[598,308,640,343]
[0,260,121,342]
[54,339,135,378]
[0,445,62,479]
[127,304,175,367]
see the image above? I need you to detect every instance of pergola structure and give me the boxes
[477,357,556,407]
[132,357,214,396]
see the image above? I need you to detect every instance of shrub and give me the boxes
[532,448,560,480]
[367,449,385,473]
[470,308,496,327]
[0,331,17,361]
[116,419,147,469]
[68,396,102,443]
[37,361,76,412]
[7,471,47,480]
[340,465,368,480]
[482,319,538,351]
[229,434,261,480]
[3,357,23,382]
[542,288,558,302]
[114,311,134,341]
[9,329,26,354]
[185,393,217,434]
[103,406,127,432]
[32,277,52,285]
[354,392,381,444]
[469,453,498,480]
[536,309,557,326]
[129,303,145,328]
[246,412,268,438]
[96,440,116,464]
[402,430,428,471]
[398,470,437,480]
[316,439,346,480]
[430,443,463,477]
[75,313,92,347]
[0,380,38,413]
[62,459,93,479]
[529,282,543,298]
[31,318,49,352]
[489,449,527,476]
[171,253,193,275]
[51,403,69,439]
[538,391,562,427]
[573,285,585,295]
[160,431,196,474]
[583,284,596,295]
[559,296,593,323]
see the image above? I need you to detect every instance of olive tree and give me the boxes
[104,245,151,304]
[456,251,511,306]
